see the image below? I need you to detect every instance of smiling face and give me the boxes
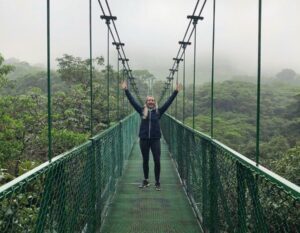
[146,96,155,109]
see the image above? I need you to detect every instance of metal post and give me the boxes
[211,0,216,138]
[89,0,94,136]
[47,0,52,161]
[256,0,262,165]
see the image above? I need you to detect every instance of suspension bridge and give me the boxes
[0,0,299,232]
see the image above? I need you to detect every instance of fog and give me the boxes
[0,0,299,83]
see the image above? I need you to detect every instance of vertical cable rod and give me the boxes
[117,50,120,120]
[173,58,183,118]
[47,0,52,162]
[210,0,216,138]
[89,0,94,136]
[101,15,116,125]
[107,21,110,125]
[188,15,203,129]
[193,22,197,129]
[183,49,186,124]
[256,0,262,165]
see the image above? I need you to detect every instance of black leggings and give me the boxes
[139,139,161,183]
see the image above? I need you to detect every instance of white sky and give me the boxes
[0,0,299,81]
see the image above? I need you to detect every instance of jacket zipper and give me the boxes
[148,110,151,138]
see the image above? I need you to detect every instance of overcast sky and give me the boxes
[0,0,299,82]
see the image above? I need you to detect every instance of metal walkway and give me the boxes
[101,138,201,233]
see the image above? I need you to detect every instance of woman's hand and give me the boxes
[121,81,128,90]
[176,83,182,92]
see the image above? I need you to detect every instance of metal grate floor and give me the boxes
[100,138,202,233]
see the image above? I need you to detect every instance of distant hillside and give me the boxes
[2,58,66,95]
[4,58,45,80]
[231,68,300,86]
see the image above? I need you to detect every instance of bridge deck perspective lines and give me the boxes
[101,138,202,233]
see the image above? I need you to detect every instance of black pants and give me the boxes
[139,139,161,184]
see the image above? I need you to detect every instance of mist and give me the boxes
[1,0,299,83]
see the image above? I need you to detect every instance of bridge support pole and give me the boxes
[202,141,209,232]
[237,163,247,233]
[209,145,219,233]
[88,139,97,233]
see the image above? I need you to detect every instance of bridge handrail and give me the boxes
[165,113,300,198]
[0,112,139,233]
[162,113,300,232]
[0,141,92,198]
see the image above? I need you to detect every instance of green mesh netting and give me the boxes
[161,114,300,233]
[0,113,139,233]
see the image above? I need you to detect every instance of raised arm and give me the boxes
[159,90,178,116]
[159,83,181,116]
[121,81,143,114]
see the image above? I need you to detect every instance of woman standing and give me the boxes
[121,81,180,191]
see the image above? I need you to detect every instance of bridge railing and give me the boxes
[0,113,140,233]
[162,114,300,233]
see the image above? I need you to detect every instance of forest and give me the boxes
[0,53,299,186]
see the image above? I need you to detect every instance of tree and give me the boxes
[276,69,297,81]
[272,145,300,185]
[56,54,104,87]
[0,53,14,89]
[0,88,48,175]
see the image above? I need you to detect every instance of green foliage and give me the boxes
[18,160,39,176]
[0,96,24,166]
[0,169,15,185]
[179,79,300,185]
[56,54,104,87]
[272,145,300,184]
[4,58,43,81]
[275,68,300,84]
[0,54,14,89]
[1,51,299,188]
[0,54,149,186]
[45,128,88,155]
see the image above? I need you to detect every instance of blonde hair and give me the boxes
[143,96,158,119]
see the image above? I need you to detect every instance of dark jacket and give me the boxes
[125,89,178,139]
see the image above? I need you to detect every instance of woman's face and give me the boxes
[146,96,155,108]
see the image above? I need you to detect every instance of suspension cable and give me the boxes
[97,0,140,99]
[159,0,208,103]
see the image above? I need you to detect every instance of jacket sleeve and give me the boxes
[159,90,178,116]
[125,89,143,114]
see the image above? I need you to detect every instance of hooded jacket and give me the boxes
[125,89,178,139]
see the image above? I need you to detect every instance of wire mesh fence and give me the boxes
[161,114,300,233]
[0,113,139,233]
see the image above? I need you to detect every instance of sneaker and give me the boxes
[139,179,150,188]
[155,182,161,191]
